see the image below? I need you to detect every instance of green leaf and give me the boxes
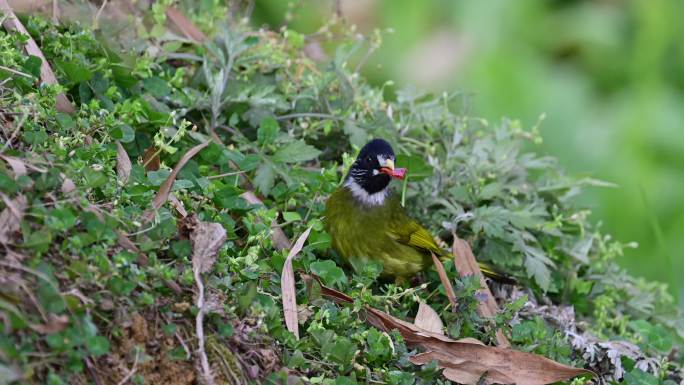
[111,124,135,143]
[258,117,279,146]
[343,121,368,148]
[254,163,276,195]
[472,206,508,239]
[143,76,173,98]
[272,141,321,163]
[387,371,415,385]
[396,154,433,181]
[525,254,552,291]
[148,170,171,186]
[365,329,392,363]
[479,182,502,200]
[282,211,301,222]
[629,319,673,353]
[46,208,77,232]
[22,55,42,78]
[171,179,194,191]
[287,350,306,368]
[55,60,93,84]
[310,260,347,288]
[83,169,107,188]
[321,336,356,366]
[56,113,76,130]
[0,172,18,193]
[623,369,659,385]
[85,335,110,356]
[334,376,358,385]
[214,186,248,210]
[284,30,305,48]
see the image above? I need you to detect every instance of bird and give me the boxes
[324,138,513,284]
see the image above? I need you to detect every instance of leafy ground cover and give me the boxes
[0,3,683,384]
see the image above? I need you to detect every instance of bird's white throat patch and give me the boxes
[344,178,389,206]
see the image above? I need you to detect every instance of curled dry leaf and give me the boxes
[308,274,594,385]
[165,6,207,43]
[452,235,510,347]
[168,193,188,217]
[430,252,457,309]
[0,194,27,244]
[191,219,227,274]
[414,302,444,335]
[141,141,209,224]
[115,141,132,185]
[0,155,27,177]
[281,226,312,339]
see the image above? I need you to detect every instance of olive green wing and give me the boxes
[387,217,445,257]
[387,210,515,284]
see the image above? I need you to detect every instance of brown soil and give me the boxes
[92,312,196,385]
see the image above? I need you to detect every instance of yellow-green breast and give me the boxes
[324,186,432,279]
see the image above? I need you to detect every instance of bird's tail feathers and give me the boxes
[477,261,517,285]
[437,251,516,285]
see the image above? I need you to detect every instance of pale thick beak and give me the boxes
[380,158,395,171]
[379,158,406,179]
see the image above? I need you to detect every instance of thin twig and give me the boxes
[194,261,216,385]
[205,170,245,180]
[354,41,378,74]
[0,65,33,78]
[84,357,103,385]
[92,0,108,30]
[0,112,27,153]
[115,348,140,385]
[276,112,344,121]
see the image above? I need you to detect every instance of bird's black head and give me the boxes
[346,139,405,196]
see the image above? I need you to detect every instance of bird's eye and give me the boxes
[366,156,373,163]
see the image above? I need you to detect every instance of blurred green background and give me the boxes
[251,0,684,304]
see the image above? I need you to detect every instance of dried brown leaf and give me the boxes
[191,219,227,274]
[0,155,27,177]
[190,215,223,385]
[29,313,69,334]
[142,146,160,171]
[313,275,594,385]
[0,0,75,113]
[452,235,510,347]
[281,227,312,339]
[0,194,27,244]
[60,176,76,194]
[414,302,444,335]
[168,193,188,217]
[115,141,131,185]
[141,141,209,224]
[430,252,457,309]
[116,232,149,265]
[165,6,206,43]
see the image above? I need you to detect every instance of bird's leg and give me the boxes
[409,274,424,287]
